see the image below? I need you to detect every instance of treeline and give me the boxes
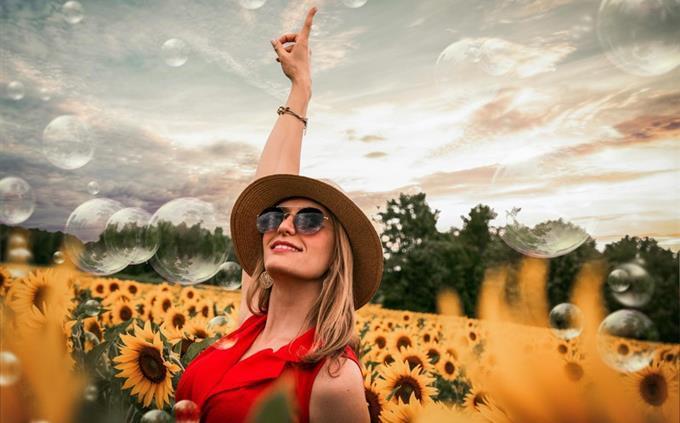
[0,192,678,342]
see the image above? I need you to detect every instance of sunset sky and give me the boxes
[1,0,678,253]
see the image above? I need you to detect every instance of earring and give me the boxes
[259,271,273,289]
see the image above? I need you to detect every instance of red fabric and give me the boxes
[175,313,362,423]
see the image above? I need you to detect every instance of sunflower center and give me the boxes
[444,361,456,375]
[423,333,431,343]
[119,305,133,321]
[376,336,386,349]
[162,299,172,312]
[564,362,583,381]
[172,314,186,329]
[193,329,208,339]
[95,284,105,294]
[109,282,119,292]
[396,336,411,350]
[128,285,138,294]
[427,349,440,364]
[33,285,50,312]
[383,354,394,365]
[201,306,209,318]
[394,375,422,403]
[187,291,194,299]
[640,373,667,406]
[365,388,382,423]
[138,346,167,383]
[468,332,477,342]
[405,356,424,372]
[473,391,489,409]
[86,321,102,339]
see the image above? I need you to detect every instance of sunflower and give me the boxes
[462,383,510,423]
[377,349,396,366]
[113,320,181,409]
[364,369,387,423]
[124,280,140,296]
[91,278,107,297]
[423,342,443,365]
[377,357,437,405]
[153,292,176,319]
[159,320,185,347]
[183,300,198,317]
[106,278,122,294]
[0,265,13,296]
[8,268,74,318]
[164,306,188,330]
[110,301,136,325]
[194,298,215,319]
[625,360,680,421]
[102,290,133,308]
[389,328,414,352]
[380,392,427,423]
[83,316,103,341]
[437,355,459,382]
[396,345,435,374]
[183,316,215,340]
[366,330,389,352]
[400,311,414,324]
[180,286,199,304]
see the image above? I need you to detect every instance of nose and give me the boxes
[277,213,296,235]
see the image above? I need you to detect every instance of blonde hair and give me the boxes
[245,210,360,377]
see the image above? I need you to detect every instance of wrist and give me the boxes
[292,79,312,98]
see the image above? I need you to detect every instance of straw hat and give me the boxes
[229,174,383,309]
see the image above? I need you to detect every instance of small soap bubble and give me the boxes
[141,410,172,423]
[83,299,101,317]
[87,181,100,196]
[53,250,65,264]
[6,81,25,100]
[549,303,583,340]
[0,351,21,386]
[173,399,200,423]
[161,38,190,67]
[83,384,98,401]
[62,1,84,24]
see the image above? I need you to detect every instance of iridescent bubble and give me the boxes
[64,198,130,275]
[42,115,94,170]
[161,38,189,67]
[147,198,228,285]
[213,261,242,290]
[596,0,680,76]
[207,315,230,333]
[104,207,158,265]
[0,351,21,386]
[597,309,659,372]
[87,181,99,196]
[53,250,65,264]
[238,0,266,9]
[83,384,98,401]
[343,0,368,7]
[6,81,24,100]
[609,262,654,307]
[0,176,35,225]
[83,299,101,316]
[433,38,509,109]
[549,303,583,340]
[39,87,51,102]
[173,399,200,423]
[141,410,172,423]
[607,267,630,293]
[62,1,84,24]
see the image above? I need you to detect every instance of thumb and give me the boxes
[271,39,284,56]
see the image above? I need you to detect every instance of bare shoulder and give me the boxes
[309,355,369,423]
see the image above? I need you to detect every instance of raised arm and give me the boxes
[238,6,318,325]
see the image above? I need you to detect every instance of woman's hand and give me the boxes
[271,6,317,87]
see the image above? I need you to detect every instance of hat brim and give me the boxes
[229,174,383,309]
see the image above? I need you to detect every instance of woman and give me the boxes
[175,6,383,423]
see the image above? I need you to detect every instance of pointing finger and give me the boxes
[298,6,318,43]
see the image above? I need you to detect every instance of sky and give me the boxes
[1,0,679,253]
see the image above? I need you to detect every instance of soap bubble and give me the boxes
[0,351,21,386]
[596,0,680,76]
[104,207,158,265]
[83,299,102,316]
[39,87,51,101]
[213,261,242,290]
[549,303,583,340]
[609,262,654,307]
[83,384,98,401]
[64,198,130,275]
[53,251,65,264]
[173,399,200,423]
[161,38,189,67]
[0,176,35,225]
[42,115,94,170]
[141,410,172,423]
[433,38,516,109]
[239,0,266,9]
[207,315,230,333]
[343,0,369,8]
[147,198,228,285]
[87,181,99,196]
[6,81,24,100]
[62,1,84,24]
[597,309,659,372]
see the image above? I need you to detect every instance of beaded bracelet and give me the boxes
[277,106,308,135]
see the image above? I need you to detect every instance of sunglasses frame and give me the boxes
[256,205,330,235]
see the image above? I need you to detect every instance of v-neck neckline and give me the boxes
[235,314,315,365]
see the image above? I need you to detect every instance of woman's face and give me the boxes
[261,197,335,281]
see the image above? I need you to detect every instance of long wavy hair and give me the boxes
[245,208,360,377]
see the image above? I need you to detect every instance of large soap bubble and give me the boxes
[42,115,95,170]
[64,198,130,275]
[0,176,35,225]
[103,207,158,265]
[213,261,242,290]
[147,198,228,285]
[161,39,190,67]
[491,157,598,258]
[597,309,659,372]
[433,38,518,109]
[608,261,654,307]
[597,0,680,76]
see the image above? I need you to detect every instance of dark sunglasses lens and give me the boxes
[295,209,325,233]
[256,210,283,233]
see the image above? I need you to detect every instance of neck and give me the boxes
[260,273,323,344]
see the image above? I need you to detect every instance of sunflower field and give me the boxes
[0,258,678,423]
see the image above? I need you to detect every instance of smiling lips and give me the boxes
[271,241,302,252]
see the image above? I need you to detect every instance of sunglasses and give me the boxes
[256,205,330,235]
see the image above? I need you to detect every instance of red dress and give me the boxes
[175,312,362,423]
